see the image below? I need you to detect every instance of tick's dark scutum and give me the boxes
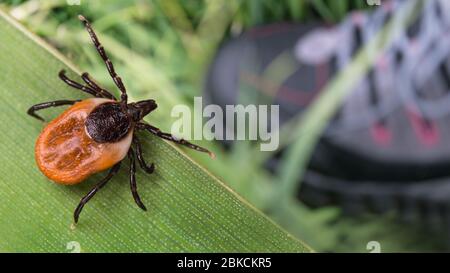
[85,102,132,143]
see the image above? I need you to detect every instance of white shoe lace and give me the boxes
[325,0,450,134]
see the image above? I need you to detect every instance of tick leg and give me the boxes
[133,135,155,174]
[128,148,147,211]
[81,72,117,100]
[73,162,121,223]
[27,100,80,121]
[78,15,128,103]
[59,70,101,98]
[137,122,215,158]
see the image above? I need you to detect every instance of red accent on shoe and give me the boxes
[370,122,392,146]
[407,109,439,147]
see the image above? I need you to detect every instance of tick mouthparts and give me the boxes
[208,151,216,159]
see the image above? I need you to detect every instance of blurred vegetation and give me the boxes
[1,0,447,252]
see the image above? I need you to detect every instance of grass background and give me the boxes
[0,0,447,252]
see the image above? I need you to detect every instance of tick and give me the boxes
[28,15,214,223]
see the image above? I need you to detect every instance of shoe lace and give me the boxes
[327,0,450,136]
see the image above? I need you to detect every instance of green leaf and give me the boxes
[0,10,310,253]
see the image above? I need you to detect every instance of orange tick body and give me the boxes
[28,15,214,223]
[35,98,132,185]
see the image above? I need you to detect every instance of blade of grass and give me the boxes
[0,9,310,252]
[310,0,336,22]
